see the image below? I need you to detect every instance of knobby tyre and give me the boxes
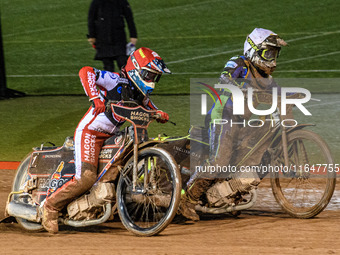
[116,147,181,236]
[271,129,336,218]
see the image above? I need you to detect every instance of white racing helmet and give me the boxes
[244,28,287,75]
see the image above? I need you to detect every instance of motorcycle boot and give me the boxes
[178,193,200,221]
[42,204,59,234]
[179,123,234,221]
[179,178,214,221]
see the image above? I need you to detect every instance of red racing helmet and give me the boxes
[125,47,171,96]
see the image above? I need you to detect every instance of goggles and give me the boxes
[140,69,162,83]
[258,46,280,61]
[247,36,281,61]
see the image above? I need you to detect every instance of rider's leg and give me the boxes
[42,109,113,233]
[179,102,236,221]
[180,124,234,221]
[179,176,214,221]
[42,163,98,233]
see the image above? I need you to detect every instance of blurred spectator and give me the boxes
[87,0,137,72]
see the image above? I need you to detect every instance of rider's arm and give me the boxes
[143,97,158,110]
[79,67,127,98]
[219,57,249,87]
[143,97,169,123]
[79,66,104,100]
[79,66,122,116]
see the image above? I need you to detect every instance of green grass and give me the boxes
[0,95,190,161]
[2,0,340,95]
[0,0,340,160]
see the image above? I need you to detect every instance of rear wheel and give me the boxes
[11,154,43,231]
[271,129,336,218]
[117,147,181,236]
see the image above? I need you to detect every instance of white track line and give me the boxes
[280,51,340,65]
[275,70,340,73]
[7,74,77,77]
[306,100,340,108]
[4,25,340,75]
[134,0,224,16]
[7,70,340,77]
[3,22,86,38]
[172,70,340,74]
[3,1,223,37]
[167,30,340,65]
[167,49,241,64]
[285,30,340,43]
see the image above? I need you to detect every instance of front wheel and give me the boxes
[271,129,336,218]
[116,147,181,236]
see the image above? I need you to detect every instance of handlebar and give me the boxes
[106,100,176,125]
[152,113,176,126]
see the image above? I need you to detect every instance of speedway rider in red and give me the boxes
[42,47,171,234]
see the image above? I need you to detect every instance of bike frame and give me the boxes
[109,102,159,191]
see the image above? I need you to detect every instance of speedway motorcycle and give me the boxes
[4,101,181,236]
[157,91,336,219]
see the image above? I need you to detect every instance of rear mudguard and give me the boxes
[27,145,76,205]
[25,134,127,205]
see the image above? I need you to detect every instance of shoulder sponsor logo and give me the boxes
[109,72,118,80]
[225,61,238,69]
[87,71,98,97]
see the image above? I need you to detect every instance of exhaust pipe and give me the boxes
[61,203,112,227]
[195,189,258,214]
[6,201,112,227]
[6,201,40,222]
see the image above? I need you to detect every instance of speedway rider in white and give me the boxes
[42,47,171,234]
[179,28,288,221]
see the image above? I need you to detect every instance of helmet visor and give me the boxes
[259,46,280,61]
[140,69,162,83]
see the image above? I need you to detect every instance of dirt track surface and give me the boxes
[1,169,340,255]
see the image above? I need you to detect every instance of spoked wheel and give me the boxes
[11,154,44,231]
[271,129,336,218]
[116,147,181,236]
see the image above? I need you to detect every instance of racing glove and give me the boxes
[91,97,106,116]
[156,110,169,123]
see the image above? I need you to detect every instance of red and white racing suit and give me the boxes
[45,66,159,211]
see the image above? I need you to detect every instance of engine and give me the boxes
[205,171,260,207]
[67,182,115,220]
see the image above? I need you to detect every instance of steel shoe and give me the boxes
[42,205,59,234]
[178,194,200,221]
